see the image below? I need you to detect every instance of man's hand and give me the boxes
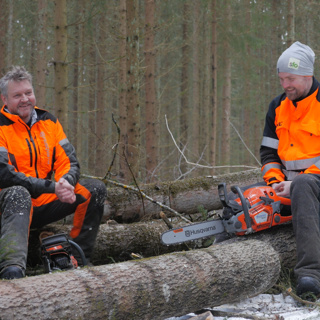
[55,177,76,204]
[272,181,292,198]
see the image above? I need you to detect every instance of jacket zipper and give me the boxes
[27,130,39,178]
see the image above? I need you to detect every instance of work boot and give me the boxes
[0,266,24,280]
[296,276,320,298]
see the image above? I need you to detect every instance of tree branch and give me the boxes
[165,114,259,170]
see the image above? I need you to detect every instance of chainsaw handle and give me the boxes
[218,183,229,207]
[69,240,88,266]
[231,185,252,232]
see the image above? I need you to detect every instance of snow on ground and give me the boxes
[165,293,320,320]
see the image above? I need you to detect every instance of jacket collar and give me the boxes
[1,105,38,127]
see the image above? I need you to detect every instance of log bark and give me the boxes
[28,221,296,268]
[239,223,296,269]
[1,239,280,320]
[103,168,262,222]
[28,220,189,266]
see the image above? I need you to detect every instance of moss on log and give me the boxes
[104,169,262,222]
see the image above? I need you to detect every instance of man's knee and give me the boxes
[81,179,107,205]
[291,174,320,196]
[0,186,31,213]
[2,185,31,199]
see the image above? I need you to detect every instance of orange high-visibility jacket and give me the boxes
[0,105,92,238]
[0,105,80,196]
[260,78,320,185]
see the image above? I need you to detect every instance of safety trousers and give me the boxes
[291,174,320,281]
[0,179,106,273]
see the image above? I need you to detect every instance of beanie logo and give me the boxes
[288,57,300,70]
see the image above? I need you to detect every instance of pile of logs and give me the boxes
[0,169,298,320]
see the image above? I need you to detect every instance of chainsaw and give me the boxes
[161,183,292,245]
[40,233,88,273]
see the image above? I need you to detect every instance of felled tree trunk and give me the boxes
[1,239,280,320]
[28,221,296,269]
[240,223,297,268]
[103,168,262,222]
[28,220,189,266]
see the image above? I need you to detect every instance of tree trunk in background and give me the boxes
[53,0,68,132]
[2,240,280,320]
[88,48,96,169]
[76,1,88,172]
[35,0,48,109]
[0,0,8,75]
[221,1,231,171]
[95,10,107,177]
[202,7,211,171]
[70,6,80,146]
[271,0,282,95]
[287,0,295,46]
[192,0,200,160]
[118,0,128,180]
[6,1,13,67]
[243,0,251,165]
[126,0,141,180]
[210,0,217,173]
[180,2,190,176]
[144,0,159,183]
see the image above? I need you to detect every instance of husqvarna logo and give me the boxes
[185,225,216,237]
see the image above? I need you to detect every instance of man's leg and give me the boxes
[0,186,32,278]
[70,179,106,260]
[291,174,320,296]
[31,179,106,261]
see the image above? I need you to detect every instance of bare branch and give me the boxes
[165,114,258,170]
[226,114,261,166]
[81,174,192,224]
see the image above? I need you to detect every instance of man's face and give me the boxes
[1,80,36,123]
[278,72,312,101]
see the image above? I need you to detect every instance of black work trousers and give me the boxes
[291,174,320,281]
[0,179,106,273]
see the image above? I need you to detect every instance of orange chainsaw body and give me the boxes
[229,185,292,236]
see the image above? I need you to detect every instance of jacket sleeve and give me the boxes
[260,96,285,185]
[52,119,80,186]
[0,145,56,198]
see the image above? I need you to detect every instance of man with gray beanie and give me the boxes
[261,41,320,298]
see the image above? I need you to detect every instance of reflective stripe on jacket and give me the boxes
[260,78,320,184]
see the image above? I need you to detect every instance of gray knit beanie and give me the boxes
[277,41,315,76]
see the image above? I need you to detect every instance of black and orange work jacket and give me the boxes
[260,77,320,185]
[0,105,90,238]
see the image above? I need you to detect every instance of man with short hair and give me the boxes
[261,41,320,297]
[0,66,107,279]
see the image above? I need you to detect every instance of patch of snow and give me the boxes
[165,293,320,320]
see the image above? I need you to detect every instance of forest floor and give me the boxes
[165,265,320,320]
[165,293,320,319]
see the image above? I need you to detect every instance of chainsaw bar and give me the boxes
[161,219,225,245]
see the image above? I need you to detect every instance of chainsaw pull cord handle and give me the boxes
[69,240,88,266]
[231,186,252,233]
